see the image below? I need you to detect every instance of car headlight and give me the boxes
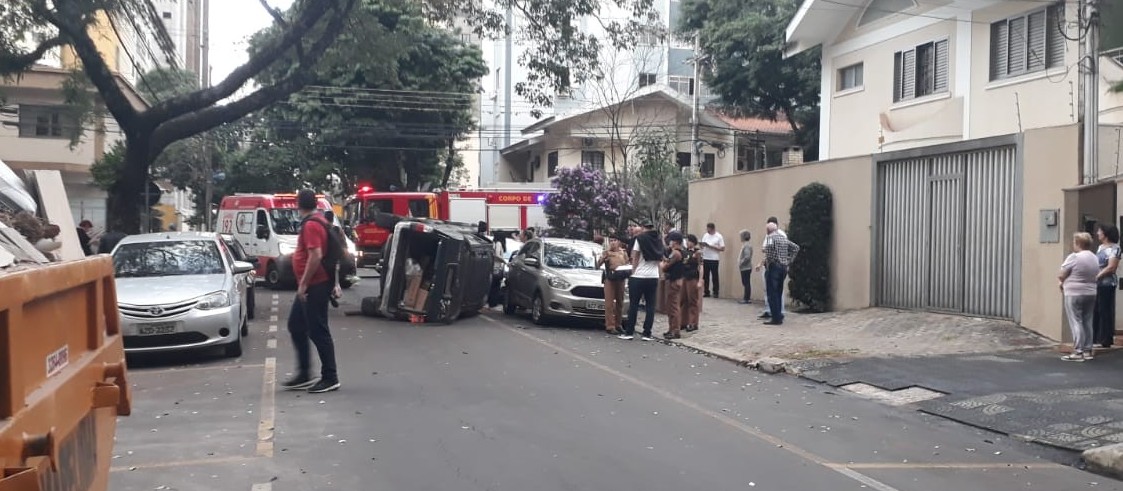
[196,291,230,310]
[547,276,571,290]
[279,243,296,255]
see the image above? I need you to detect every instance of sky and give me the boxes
[208,0,294,86]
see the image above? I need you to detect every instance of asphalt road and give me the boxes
[109,272,1122,491]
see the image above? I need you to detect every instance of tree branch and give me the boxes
[146,0,348,123]
[0,36,67,74]
[258,0,291,28]
[48,2,140,128]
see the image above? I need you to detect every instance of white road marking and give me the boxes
[251,483,272,491]
[269,315,278,322]
[266,338,277,349]
[269,325,278,333]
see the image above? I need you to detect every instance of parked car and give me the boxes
[504,237,626,325]
[220,233,258,319]
[110,232,253,357]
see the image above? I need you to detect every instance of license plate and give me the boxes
[138,322,177,335]
[586,301,605,311]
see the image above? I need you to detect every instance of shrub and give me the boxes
[787,182,833,312]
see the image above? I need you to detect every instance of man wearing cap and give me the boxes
[661,232,686,339]
[597,234,630,335]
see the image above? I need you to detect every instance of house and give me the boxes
[0,65,148,231]
[498,86,797,183]
[686,0,1123,342]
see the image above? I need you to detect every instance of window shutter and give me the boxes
[1008,16,1027,74]
[934,39,949,92]
[1046,4,1065,68]
[902,49,916,100]
[893,53,903,101]
[991,21,1009,80]
[1027,10,1046,71]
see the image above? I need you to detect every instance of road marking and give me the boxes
[272,294,279,300]
[252,484,272,491]
[271,306,279,313]
[131,364,265,375]
[110,455,259,472]
[256,357,277,457]
[269,325,278,333]
[272,300,279,306]
[835,462,1065,470]
[266,338,277,349]
[486,318,905,491]
[269,315,278,322]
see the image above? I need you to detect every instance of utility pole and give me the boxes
[690,32,701,178]
[201,0,214,231]
[1083,0,1101,183]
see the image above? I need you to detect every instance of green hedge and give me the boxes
[787,182,833,312]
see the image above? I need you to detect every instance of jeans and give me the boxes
[740,269,752,302]
[288,281,338,382]
[703,260,720,297]
[765,264,788,323]
[762,268,786,315]
[1094,284,1116,347]
[624,277,659,336]
[1065,294,1096,354]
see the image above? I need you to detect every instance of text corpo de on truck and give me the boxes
[343,187,553,268]
[216,193,358,289]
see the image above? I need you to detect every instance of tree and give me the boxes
[677,0,821,161]
[787,182,832,312]
[2,0,658,232]
[544,166,631,240]
[629,129,687,228]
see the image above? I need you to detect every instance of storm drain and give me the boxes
[841,383,945,406]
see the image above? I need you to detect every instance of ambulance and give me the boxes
[216,193,358,288]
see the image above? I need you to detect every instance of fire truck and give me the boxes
[343,187,553,267]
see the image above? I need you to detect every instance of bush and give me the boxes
[787,182,833,312]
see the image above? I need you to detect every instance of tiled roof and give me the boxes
[708,111,793,134]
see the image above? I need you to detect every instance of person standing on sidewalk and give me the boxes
[738,229,753,304]
[598,235,630,336]
[621,222,663,341]
[700,223,725,298]
[758,222,799,326]
[661,232,686,339]
[681,234,703,332]
[1093,224,1120,349]
[1060,232,1101,362]
[760,217,787,319]
[281,189,341,393]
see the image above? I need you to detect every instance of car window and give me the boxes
[408,199,431,218]
[269,209,301,235]
[544,243,598,269]
[222,237,248,261]
[113,240,225,277]
[518,242,540,258]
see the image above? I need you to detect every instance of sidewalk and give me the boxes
[662,298,1123,471]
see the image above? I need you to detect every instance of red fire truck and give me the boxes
[343,187,553,267]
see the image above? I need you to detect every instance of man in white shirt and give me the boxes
[760,216,787,318]
[700,223,726,298]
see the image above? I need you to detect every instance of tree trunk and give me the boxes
[441,139,456,188]
[107,141,152,233]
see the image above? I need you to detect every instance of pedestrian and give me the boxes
[97,229,127,254]
[598,235,630,335]
[738,229,753,304]
[77,219,94,256]
[700,222,725,298]
[1059,232,1100,362]
[621,221,663,341]
[757,222,800,326]
[760,217,788,319]
[661,232,685,339]
[281,189,341,393]
[1093,223,1120,349]
[681,234,703,332]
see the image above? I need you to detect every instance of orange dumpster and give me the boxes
[0,257,131,491]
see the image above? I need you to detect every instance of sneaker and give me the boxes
[281,373,317,390]
[617,333,635,340]
[641,335,655,341]
[308,379,341,393]
[1061,353,1086,362]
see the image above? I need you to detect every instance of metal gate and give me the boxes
[875,144,1019,319]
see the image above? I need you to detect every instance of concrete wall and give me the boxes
[687,155,873,310]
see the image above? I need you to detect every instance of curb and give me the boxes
[664,338,793,374]
[1083,443,1123,479]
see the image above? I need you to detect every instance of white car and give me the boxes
[111,232,253,357]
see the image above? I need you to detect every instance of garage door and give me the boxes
[875,145,1018,319]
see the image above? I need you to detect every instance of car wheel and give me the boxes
[247,287,256,319]
[224,332,243,358]
[503,289,517,315]
[340,277,353,289]
[531,293,549,326]
[265,263,281,289]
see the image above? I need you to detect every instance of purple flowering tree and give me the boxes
[544,167,632,240]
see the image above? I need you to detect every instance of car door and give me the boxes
[249,208,271,257]
[509,241,540,306]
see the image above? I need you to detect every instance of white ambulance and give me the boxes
[216,193,357,288]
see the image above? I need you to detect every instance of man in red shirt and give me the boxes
[281,189,340,393]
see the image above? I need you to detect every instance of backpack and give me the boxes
[302,214,347,284]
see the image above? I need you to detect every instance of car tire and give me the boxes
[224,332,243,358]
[247,287,256,319]
[340,277,353,289]
[531,293,549,326]
[265,263,281,289]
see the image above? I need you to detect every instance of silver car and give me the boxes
[504,238,627,325]
[111,232,254,357]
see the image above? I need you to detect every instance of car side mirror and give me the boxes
[256,224,270,239]
[233,261,255,274]
[524,256,540,268]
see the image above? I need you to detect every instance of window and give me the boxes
[669,75,695,95]
[364,199,393,222]
[638,73,657,88]
[638,26,664,46]
[701,153,715,178]
[18,105,77,139]
[736,139,765,172]
[113,241,224,277]
[838,63,864,91]
[547,152,559,177]
[162,11,172,19]
[893,39,949,102]
[989,3,1065,81]
[408,199,431,218]
[676,152,692,168]
[235,212,254,234]
[581,151,605,171]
